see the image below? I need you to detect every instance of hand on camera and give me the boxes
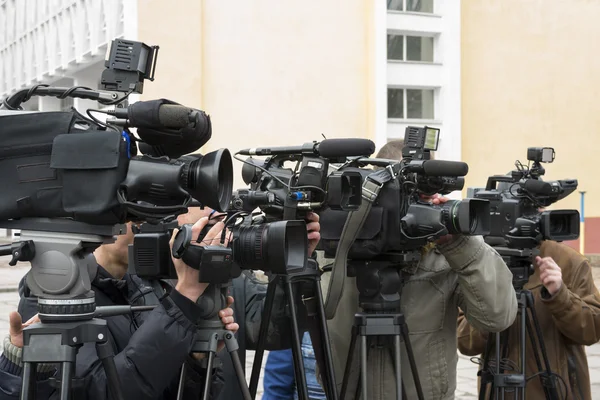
[535,256,563,296]
[171,216,232,302]
[420,194,455,245]
[306,212,321,255]
[7,311,40,348]
[191,296,239,359]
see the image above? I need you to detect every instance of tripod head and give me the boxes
[0,218,129,323]
[492,246,540,291]
[348,250,421,313]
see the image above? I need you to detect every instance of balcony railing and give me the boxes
[0,0,125,97]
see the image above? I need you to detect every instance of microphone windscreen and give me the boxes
[422,160,469,177]
[158,105,192,128]
[318,138,375,158]
[523,179,553,195]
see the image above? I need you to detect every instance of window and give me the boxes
[388,88,435,120]
[387,0,434,13]
[387,0,403,11]
[387,34,434,62]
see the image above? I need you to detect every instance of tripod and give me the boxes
[0,218,156,400]
[175,283,252,400]
[249,258,339,400]
[478,247,559,400]
[340,252,425,400]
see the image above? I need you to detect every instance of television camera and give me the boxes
[0,38,233,400]
[467,147,579,399]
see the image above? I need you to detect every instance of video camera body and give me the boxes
[467,147,579,290]
[237,138,374,220]
[468,147,579,250]
[0,38,234,315]
[318,126,490,260]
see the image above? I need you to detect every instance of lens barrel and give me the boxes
[232,220,308,274]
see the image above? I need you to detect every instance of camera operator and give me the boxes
[0,216,237,400]
[457,239,600,399]
[196,208,321,400]
[321,139,518,400]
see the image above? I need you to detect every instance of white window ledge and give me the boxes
[387,60,443,66]
[387,10,442,18]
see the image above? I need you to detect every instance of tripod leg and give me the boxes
[394,335,402,400]
[96,341,125,400]
[285,280,309,400]
[59,362,73,400]
[223,331,253,400]
[201,351,215,400]
[249,277,278,398]
[176,364,187,400]
[314,281,339,400]
[479,332,495,400]
[525,311,558,400]
[20,362,37,400]
[400,323,424,400]
[360,335,368,400]
[340,325,359,399]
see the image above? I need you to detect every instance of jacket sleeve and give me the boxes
[241,272,294,351]
[439,235,517,333]
[0,354,56,400]
[456,307,489,356]
[539,259,600,345]
[73,289,222,400]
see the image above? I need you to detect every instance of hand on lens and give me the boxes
[8,312,40,348]
[177,207,215,226]
[419,194,454,245]
[535,256,563,296]
[192,296,238,359]
[171,216,232,302]
[306,212,321,256]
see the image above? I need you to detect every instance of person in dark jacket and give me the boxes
[0,215,237,400]
[1,207,322,400]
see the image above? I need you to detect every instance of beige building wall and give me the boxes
[138,0,376,187]
[461,0,600,251]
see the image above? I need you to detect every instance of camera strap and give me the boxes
[324,166,397,319]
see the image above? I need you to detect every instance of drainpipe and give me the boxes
[580,191,586,255]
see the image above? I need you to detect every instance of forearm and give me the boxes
[0,340,56,399]
[71,291,204,400]
[541,279,600,345]
[441,235,517,332]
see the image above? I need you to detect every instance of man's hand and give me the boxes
[171,217,232,302]
[192,296,239,359]
[535,256,563,296]
[177,207,214,226]
[420,194,454,245]
[306,212,321,256]
[8,311,40,348]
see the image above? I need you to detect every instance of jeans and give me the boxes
[262,332,326,400]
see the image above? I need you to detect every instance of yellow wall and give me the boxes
[461,0,598,214]
[138,0,375,187]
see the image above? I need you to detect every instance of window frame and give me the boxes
[387,87,437,121]
[387,0,436,15]
[387,32,436,63]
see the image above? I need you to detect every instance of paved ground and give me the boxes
[2,257,600,398]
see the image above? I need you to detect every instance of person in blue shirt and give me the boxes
[262,331,326,400]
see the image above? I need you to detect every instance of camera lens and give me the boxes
[443,199,490,235]
[183,148,233,212]
[232,220,308,274]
